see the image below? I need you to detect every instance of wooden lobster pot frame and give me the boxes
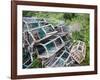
[70,41,86,64]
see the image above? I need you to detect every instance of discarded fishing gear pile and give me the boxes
[22,17,86,68]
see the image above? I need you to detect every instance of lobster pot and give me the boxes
[23,17,57,43]
[36,35,65,59]
[43,47,75,67]
[70,41,86,64]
